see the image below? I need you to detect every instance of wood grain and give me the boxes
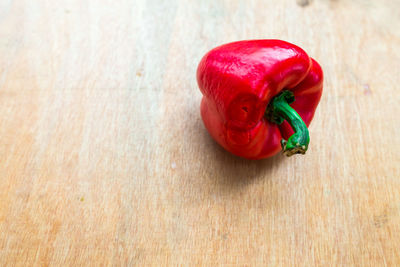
[0,0,399,265]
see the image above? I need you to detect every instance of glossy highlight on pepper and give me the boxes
[197,39,323,159]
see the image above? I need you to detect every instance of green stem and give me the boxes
[266,90,310,157]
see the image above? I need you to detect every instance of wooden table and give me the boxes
[1,0,399,265]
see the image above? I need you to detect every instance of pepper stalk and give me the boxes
[266,90,310,156]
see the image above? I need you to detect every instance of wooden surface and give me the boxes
[0,0,399,266]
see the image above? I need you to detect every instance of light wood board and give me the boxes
[0,0,399,265]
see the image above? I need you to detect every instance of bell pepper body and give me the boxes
[197,40,323,159]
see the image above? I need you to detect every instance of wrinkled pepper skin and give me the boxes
[197,40,323,159]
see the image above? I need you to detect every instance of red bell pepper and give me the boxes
[197,40,323,159]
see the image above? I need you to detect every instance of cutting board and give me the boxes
[1,0,399,265]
